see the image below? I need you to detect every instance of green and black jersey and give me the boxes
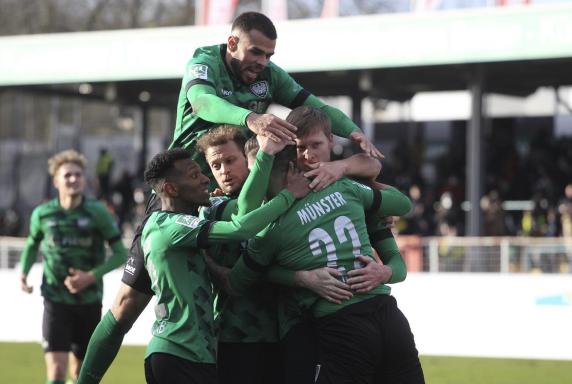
[20,197,125,305]
[141,185,296,363]
[200,196,278,343]
[171,44,307,173]
[198,149,278,343]
[229,179,412,319]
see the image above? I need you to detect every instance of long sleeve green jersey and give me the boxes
[20,197,126,305]
[141,187,295,363]
[229,179,412,319]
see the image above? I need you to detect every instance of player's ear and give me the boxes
[228,35,239,52]
[164,181,178,197]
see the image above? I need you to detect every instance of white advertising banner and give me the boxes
[2,268,571,360]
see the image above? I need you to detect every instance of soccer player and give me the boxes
[198,125,381,383]
[19,149,127,384]
[141,148,310,384]
[223,145,424,383]
[240,107,410,383]
[119,10,383,339]
[79,148,309,384]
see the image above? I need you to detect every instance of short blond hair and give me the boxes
[48,149,87,176]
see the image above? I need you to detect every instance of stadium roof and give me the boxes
[1,3,572,103]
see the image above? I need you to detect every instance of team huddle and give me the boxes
[21,12,425,384]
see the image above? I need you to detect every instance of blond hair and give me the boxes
[48,149,87,176]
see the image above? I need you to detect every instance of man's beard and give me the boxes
[230,58,249,84]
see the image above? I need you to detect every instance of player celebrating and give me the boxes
[20,149,127,384]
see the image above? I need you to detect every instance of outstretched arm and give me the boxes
[77,283,151,383]
[266,266,353,304]
[304,153,382,191]
[303,94,383,159]
[189,84,297,142]
[208,164,310,244]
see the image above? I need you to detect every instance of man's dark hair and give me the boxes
[244,136,259,159]
[196,125,247,154]
[286,106,332,138]
[272,145,297,175]
[144,148,191,193]
[231,12,277,40]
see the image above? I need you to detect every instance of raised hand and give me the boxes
[257,133,294,156]
[346,255,392,293]
[304,160,346,191]
[349,131,384,160]
[246,113,297,143]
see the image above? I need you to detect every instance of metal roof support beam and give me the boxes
[466,65,484,237]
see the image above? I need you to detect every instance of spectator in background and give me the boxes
[559,183,572,238]
[96,148,114,201]
[19,149,127,384]
[113,169,135,229]
[481,190,506,236]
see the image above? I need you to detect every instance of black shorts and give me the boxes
[280,321,319,384]
[42,299,102,359]
[121,193,161,295]
[217,342,281,384]
[315,295,425,384]
[144,353,218,384]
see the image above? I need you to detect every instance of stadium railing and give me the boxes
[2,236,571,274]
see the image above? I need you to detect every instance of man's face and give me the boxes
[53,163,85,198]
[295,128,334,172]
[205,141,249,195]
[170,159,211,206]
[228,29,276,84]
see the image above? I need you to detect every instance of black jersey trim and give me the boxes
[289,89,310,109]
[243,250,267,273]
[214,200,231,221]
[368,190,382,214]
[197,221,214,249]
[369,228,393,244]
[107,234,122,244]
[185,78,215,94]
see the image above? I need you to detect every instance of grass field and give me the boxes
[1,342,572,383]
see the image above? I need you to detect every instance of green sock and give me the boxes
[76,311,127,384]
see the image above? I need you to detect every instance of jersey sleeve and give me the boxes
[228,227,278,294]
[91,203,127,279]
[367,218,407,284]
[183,51,218,91]
[207,189,294,244]
[269,63,310,108]
[188,84,252,127]
[349,180,412,217]
[236,149,274,217]
[20,207,43,275]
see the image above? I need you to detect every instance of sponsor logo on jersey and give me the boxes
[124,256,136,276]
[77,217,90,228]
[176,215,201,229]
[221,88,232,97]
[250,81,269,98]
[189,64,208,80]
[47,220,57,227]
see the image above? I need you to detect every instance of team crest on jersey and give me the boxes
[176,215,201,229]
[189,64,208,80]
[249,81,269,98]
[77,217,90,228]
